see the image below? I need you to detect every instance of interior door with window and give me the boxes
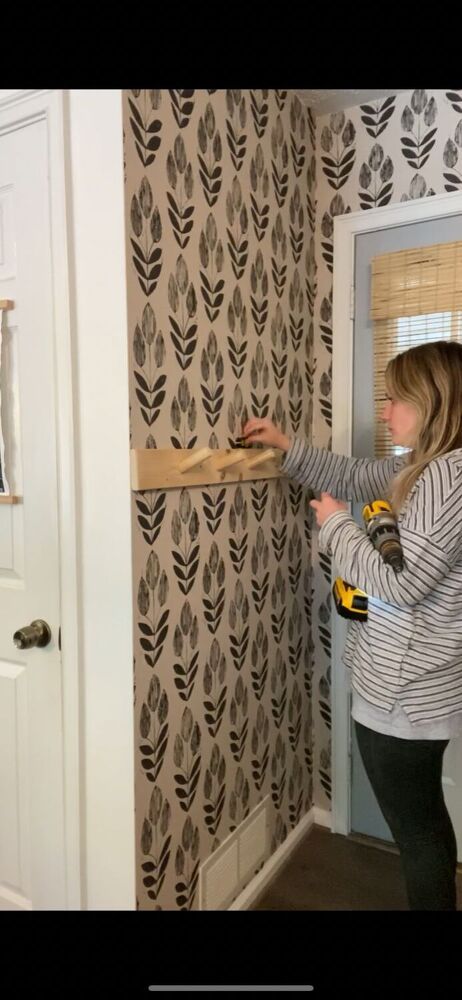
[350,214,462,862]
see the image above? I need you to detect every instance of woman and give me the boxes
[242,339,462,911]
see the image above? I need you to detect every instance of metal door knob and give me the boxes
[13,619,52,649]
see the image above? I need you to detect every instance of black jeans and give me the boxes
[354,719,458,910]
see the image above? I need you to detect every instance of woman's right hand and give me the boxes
[241,418,290,452]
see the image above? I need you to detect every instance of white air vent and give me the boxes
[239,806,268,882]
[200,838,239,910]
[199,796,270,909]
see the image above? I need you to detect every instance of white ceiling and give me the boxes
[295,89,409,115]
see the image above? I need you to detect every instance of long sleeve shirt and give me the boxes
[280,437,462,739]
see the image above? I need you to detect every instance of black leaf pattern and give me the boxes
[358,144,394,210]
[171,491,201,595]
[400,90,438,171]
[227,286,248,378]
[446,91,462,115]
[271,212,288,299]
[200,331,224,427]
[201,486,226,535]
[166,135,194,249]
[270,650,287,729]
[250,89,269,139]
[270,735,286,809]
[270,304,288,389]
[289,269,304,352]
[443,120,462,191]
[174,710,202,815]
[169,90,195,130]
[197,103,223,206]
[173,602,199,702]
[271,116,289,207]
[129,90,162,168]
[271,568,287,644]
[137,556,169,670]
[199,215,225,323]
[203,746,226,836]
[168,256,198,372]
[229,766,250,832]
[202,541,226,634]
[135,491,166,547]
[250,143,270,241]
[139,676,169,783]
[226,177,248,279]
[130,178,163,296]
[359,96,395,138]
[229,579,250,671]
[203,639,227,739]
[289,185,304,263]
[251,705,270,791]
[228,487,248,575]
[250,527,270,614]
[229,677,249,763]
[249,341,270,419]
[250,480,269,523]
[320,113,356,191]
[141,785,171,898]
[288,601,303,675]
[174,816,200,909]
[250,250,269,337]
[226,90,247,172]
[290,95,306,177]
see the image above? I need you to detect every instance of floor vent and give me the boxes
[199,796,270,910]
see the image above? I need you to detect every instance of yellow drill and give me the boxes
[332,499,404,621]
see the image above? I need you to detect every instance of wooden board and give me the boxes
[131,448,285,491]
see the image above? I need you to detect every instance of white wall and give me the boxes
[65,90,135,909]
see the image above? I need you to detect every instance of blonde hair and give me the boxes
[385,340,462,518]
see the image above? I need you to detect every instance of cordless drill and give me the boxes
[332,500,404,621]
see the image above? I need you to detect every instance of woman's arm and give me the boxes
[318,459,462,607]
[281,437,407,503]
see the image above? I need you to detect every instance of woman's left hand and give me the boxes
[309,492,349,527]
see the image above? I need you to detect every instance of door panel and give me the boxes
[350,214,462,860]
[0,120,66,909]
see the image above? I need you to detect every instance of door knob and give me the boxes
[13,620,52,650]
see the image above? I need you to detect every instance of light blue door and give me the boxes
[350,212,462,842]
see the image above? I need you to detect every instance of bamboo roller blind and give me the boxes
[370,240,462,458]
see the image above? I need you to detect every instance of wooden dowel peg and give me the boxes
[214,449,248,471]
[246,448,276,469]
[178,447,213,473]
[0,300,14,310]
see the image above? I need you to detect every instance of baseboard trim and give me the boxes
[228,806,332,910]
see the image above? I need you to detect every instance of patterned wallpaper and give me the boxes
[123,90,317,910]
[123,87,462,911]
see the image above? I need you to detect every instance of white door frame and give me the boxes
[0,89,81,906]
[331,190,462,836]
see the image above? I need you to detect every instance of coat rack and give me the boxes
[131,446,283,491]
[0,299,21,503]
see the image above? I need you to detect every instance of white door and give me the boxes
[0,119,67,908]
[350,214,462,862]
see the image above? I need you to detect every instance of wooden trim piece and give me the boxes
[131,447,284,491]
[0,495,21,504]
[0,300,14,309]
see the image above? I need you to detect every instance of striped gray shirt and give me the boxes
[281,437,462,732]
